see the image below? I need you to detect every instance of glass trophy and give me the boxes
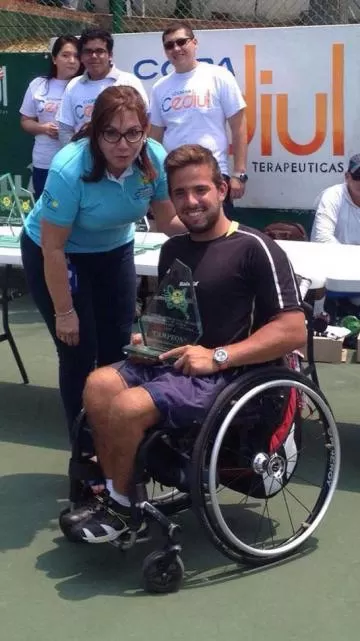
[124,259,203,362]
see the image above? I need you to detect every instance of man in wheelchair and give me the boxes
[62,144,307,544]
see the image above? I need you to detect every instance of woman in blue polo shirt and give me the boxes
[21,85,183,439]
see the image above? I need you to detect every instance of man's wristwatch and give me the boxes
[213,347,229,368]
[232,172,248,183]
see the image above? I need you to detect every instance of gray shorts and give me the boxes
[111,360,237,429]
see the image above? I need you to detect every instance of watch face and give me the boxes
[214,348,228,364]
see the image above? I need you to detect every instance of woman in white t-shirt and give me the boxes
[19,35,81,200]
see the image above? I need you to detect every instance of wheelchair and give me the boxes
[59,307,340,594]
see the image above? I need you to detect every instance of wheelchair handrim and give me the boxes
[208,378,340,559]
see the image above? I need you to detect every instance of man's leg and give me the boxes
[84,369,160,496]
[106,386,161,495]
[83,366,128,463]
[65,369,161,543]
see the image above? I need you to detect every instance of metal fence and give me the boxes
[0,0,359,52]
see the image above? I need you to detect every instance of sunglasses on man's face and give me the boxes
[163,37,193,51]
[351,173,360,182]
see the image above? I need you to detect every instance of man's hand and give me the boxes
[159,345,218,376]
[229,176,246,200]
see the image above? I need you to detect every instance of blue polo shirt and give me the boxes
[24,137,169,253]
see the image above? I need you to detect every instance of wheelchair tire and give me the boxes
[190,366,340,565]
[142,550,184,594]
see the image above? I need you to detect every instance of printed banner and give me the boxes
[113,25,360,209]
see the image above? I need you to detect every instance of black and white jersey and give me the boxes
[158,224,302,349]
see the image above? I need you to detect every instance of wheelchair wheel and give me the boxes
[191,367,340,564]
[143,550,184,594]
[148,482,183,503]
[147,482,191,517]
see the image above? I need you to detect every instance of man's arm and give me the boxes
[228,109,248,200]
[160,311,306,376]
[311,190,340,243]
[149,125,165,143]
[218,310,306,367]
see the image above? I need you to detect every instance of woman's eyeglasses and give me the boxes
[163,37,193,51]
[101,127,144,144]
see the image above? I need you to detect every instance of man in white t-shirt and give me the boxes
[149,20,247,217]
[311,154,360,316]
[57,28,148,146]
[311,154,360,244]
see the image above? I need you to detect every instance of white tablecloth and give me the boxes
[1,228,360,293]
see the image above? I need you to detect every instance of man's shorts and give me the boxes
[111,360,237,429]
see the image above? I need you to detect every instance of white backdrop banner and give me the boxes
[113,24,360,209]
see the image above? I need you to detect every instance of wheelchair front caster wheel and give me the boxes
[142,550,184,594]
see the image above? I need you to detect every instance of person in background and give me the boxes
[19,35,81,201]
[20,85,184,440]
[150,20,248,219]
[311,154,360,318]
[311,154,360,244]
[57,28,148,147]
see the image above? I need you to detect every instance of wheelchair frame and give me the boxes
[60,305,340,593]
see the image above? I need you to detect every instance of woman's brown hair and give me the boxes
[72,85,156,183]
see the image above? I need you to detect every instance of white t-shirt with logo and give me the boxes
[20,76,68,169]
[150,62,246,174]
[311,182,360,244]
[57,66,149,132]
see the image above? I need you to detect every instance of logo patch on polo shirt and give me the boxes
[134,185,153,200]
[43,190,59,211]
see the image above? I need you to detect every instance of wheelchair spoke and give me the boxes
[253,482,277,548]
[291,471,322,488]
[281,484,313,516]
[280,488,296,535]
[264,500,276,548]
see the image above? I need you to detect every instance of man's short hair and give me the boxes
[162,20,195,43]
[165,144,224,190]
[348,154,360,179]
[79,28,114,54]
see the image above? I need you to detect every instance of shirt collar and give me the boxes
[80,64,122,83]
[106,165,134,183]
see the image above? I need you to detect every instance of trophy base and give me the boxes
[123,344,164,363]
